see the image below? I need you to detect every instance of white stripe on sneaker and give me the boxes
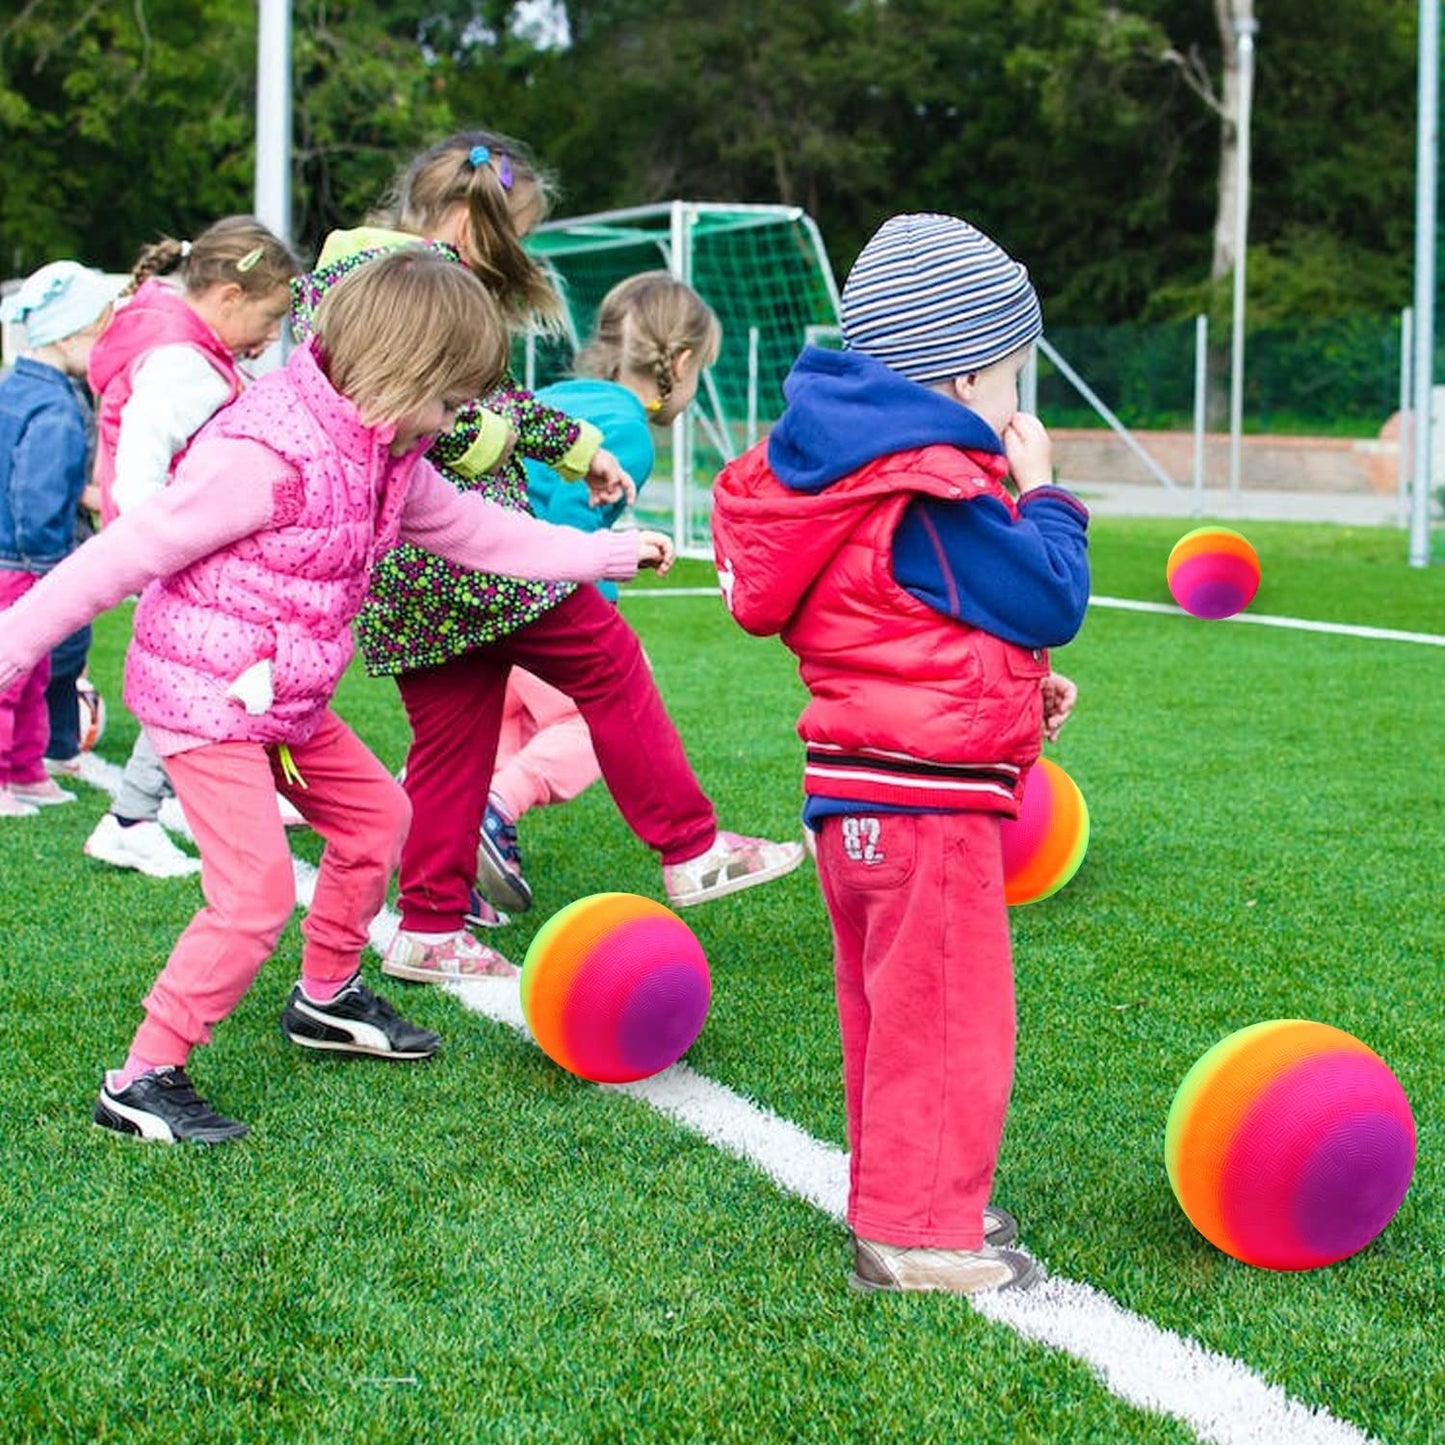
[287,996,395,1055]
[98,1089,178,1142]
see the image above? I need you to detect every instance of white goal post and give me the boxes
[522,201,842,557]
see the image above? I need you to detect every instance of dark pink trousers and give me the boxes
[816,809,1017,1250]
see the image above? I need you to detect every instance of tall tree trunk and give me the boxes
[1211,0,1256,282]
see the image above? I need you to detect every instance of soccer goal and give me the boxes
[521,201,841,557]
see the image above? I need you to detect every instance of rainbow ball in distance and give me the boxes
[76,675,106,752]
[1166,525,1261,619]
[1166,1020,1415,1271]
[521,893,711,1084]
[1000,757,1089,906]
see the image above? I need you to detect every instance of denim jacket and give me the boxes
[0,358,93,572]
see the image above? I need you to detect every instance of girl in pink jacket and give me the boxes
[0,248,673,1145]
[85,216,301,881]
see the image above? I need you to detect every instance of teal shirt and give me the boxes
[523,379,654,602]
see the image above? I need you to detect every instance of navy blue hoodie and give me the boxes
[767,347,1089,649]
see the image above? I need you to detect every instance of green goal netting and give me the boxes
[521,202,840,556]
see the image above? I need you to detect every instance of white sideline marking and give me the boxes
[626,584,1445,647]
[1090,595,1445,648]
[622,586,721,599]
[627,580,1445,650]
[76,762,1378,1445]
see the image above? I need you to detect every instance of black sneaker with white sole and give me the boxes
[279,975,440,1060]
[93,1067,249,1145]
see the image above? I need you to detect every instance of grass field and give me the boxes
[3,516,1443,1444]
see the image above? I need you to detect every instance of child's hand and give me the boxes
[636,529,675,575]
[1041,671,1078,741]
[493,424,519,471]
[1002,412,1053,493]
[586,447,637,508]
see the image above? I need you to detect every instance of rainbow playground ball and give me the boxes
[76,675,106,752]
[1000,757,1090,906]
[1166,1020,1416,1271]
[1166,525,1261,619]
[521,893,711,1084]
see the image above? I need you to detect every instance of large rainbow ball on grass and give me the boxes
[1166,526,1261,619]
[520,893,711,1084]
[1000,758,1090,906]
[1165,1020,1415,1270]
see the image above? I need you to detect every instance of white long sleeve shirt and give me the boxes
[110,344,233,515]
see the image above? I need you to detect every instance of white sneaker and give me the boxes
[10,777,77,806]
[84,814,202,878]
[277,792,309,829]
[43,755,85,779]
[0,789,39,819]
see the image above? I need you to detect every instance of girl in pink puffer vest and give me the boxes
[0,248,674,1146]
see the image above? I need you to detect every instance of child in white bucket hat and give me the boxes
[713,213,1090,1294]
[0,261,122,816]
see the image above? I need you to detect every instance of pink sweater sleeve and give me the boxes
[399,458,640,583]
[0,439,288,693]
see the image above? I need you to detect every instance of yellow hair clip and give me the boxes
[236,246,265,273]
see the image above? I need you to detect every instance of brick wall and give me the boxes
[1052,423,1403,495]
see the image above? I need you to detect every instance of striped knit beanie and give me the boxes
[839,213,1042,385]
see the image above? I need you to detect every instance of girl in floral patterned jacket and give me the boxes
[292,130,803,984]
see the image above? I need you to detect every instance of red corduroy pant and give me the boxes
[815,809,1017,1250]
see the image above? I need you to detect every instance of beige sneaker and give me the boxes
[382,928,518,984]
[850,1238,1042,1295]
[10,777,76,806]
[0,788,39,819]
[663,830,806,907]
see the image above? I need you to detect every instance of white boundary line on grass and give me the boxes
[1088,596,1445,647]
[624,586,1445,649]
[76,752,1377,1445]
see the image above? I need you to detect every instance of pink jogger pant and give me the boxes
[490,665,601,822]
[130,710,410,1066]
[815,809,1017,1250]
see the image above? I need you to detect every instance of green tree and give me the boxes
[0,0,463,273]
[1,0,258,273]
[1,0,1422,330]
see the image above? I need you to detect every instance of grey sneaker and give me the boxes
[982,1205,1019,1248]
[93,1067,248,1145]
[850,1206,1017,1257]
[850,1238,1042,1295]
